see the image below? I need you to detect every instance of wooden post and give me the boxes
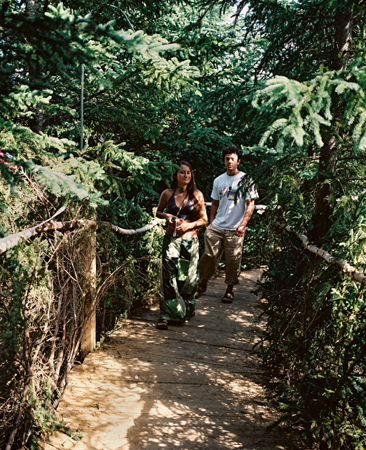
[80,224,97,361]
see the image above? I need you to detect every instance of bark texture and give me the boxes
[312,10,353,242]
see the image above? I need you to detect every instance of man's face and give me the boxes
[224,153,240,172]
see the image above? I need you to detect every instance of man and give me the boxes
[196,145,258,303]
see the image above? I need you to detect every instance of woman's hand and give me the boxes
[176,220,191,236]
[168,215,179,229]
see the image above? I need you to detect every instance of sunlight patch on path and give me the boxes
[44,269,302,450]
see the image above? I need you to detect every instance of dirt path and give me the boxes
[45,270,301,450]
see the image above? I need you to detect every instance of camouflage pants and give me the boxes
[160,234,199,322]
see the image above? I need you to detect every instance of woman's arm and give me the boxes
[176,191,208,233]
[156,190,175,225]
[192,191,208,228]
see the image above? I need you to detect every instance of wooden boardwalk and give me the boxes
[45,270,301,450]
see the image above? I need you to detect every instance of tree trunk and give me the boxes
[312,134,337,241]
[25,0,38,16]
[312,11,353,242]
[332,11,353,71]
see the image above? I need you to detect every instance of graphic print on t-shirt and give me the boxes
[228,189,237,201]
[219,186,229,200]
[211,171,258,231]
[219,186,240,201]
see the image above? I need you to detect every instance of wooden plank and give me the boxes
[80,226,97,360]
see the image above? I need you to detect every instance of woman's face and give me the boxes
[176,164,192,186]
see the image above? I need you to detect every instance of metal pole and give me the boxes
[109,4,135,32]
[80,64,84,151]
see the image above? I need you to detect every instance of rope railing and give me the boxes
[0,203,270,255]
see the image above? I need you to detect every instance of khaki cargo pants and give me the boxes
[198,224,245,286]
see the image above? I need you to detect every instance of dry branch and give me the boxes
[5,384,30,450]
[0,207,66,254]
[0,201,164,447]
[285,225,366,286]
[0,213,163,255]
[40,219,96,233]
[104,218,164,235]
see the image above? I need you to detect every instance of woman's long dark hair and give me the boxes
[170,160,197,201]
[170,161,200,220]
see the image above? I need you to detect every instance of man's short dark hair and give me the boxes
[222,145,242,161]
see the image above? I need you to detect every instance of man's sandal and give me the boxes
[195,283,207,299]
[157,318,168,330]
[221,291,234,304]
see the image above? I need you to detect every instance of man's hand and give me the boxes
[234,200,254,237]
[235,225,246,237]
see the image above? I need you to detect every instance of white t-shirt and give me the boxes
[211,171,258,231]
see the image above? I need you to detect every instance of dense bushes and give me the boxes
[0,179,166,448]
[259,203,366,449]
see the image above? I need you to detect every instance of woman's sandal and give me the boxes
[195,283,207,299]
[157,318,168,330]
[221,291,234,304]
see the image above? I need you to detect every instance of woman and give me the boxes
[156,161,207,330]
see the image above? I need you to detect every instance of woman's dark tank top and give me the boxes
[166,192,195,221]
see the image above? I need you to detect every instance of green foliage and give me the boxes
[260,219,366,447]
[194,1,366,447]
[96,221,164,334]
[27,162,108,206]
[251,69,366,154]
[0,1,206,446]
[0,238,57,448]
[3,0,366,448]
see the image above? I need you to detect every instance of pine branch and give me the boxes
[71,69,140,109]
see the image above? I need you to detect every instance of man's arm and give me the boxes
[235,199,255,237]
[210,199,219,224]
